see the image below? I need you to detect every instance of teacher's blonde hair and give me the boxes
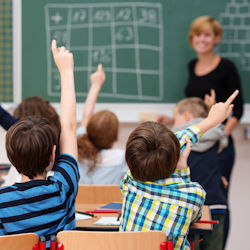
[188,16,223,45]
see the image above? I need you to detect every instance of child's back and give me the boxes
[120,121,205,249]
[1,96,61,186]
[172,97,228,249]
[77,111,127,184]
[0,41,79,247]
[0,117,79,244]
[77,67,127,184]
[172,98,228,207]
[120,90,238,249]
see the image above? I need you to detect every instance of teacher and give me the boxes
[185,16,244,249]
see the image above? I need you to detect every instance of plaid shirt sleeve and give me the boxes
[175,125,201,153]
[174,167,191,183]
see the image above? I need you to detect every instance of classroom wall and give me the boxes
[0,121,249,249]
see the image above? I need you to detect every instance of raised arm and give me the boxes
[80,64,105,127]
[196,90,239,135]
[0,105,17,130]
[51,40,77,159]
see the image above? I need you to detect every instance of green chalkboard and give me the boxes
[22,0,250,103]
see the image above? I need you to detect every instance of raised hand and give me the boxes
[207,90,239,126]
[204,89,216,110]
[51,40,73,74]
[176,137,191,170]
[90,64,106,89]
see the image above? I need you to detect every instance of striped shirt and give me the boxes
[0,154,79,248]
[120,126,206,250]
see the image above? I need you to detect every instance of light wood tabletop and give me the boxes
[75,203,212,234]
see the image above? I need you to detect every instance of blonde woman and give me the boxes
[185,16,244,249]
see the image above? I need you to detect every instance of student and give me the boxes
[77,64,127,184]
[173,97,228,153]
[1,96,61,186]
[172,97,228,250]
[120,91,238,249]
[0,41,79,247]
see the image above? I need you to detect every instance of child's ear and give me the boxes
[50,145,57,163]
[183,111,193,122]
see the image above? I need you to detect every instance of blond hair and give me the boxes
[188,16,223,45]
[175,97,208,118]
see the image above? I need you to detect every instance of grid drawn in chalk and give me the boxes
[45,2,163,101]
[0,0,13,102]
[218,0,250,71]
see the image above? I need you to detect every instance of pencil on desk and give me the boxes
[85,210,121,213]
[76,211,95,217]
[196,220,219,224]
[117,212,121,221]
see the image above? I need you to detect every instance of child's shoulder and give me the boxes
[99,148,125,166]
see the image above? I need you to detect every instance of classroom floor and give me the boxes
[0,123,249,250]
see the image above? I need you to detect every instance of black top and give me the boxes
[188,143,227,206]
[185,58,244,120]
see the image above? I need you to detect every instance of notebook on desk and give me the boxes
[91,203,122,213]
[85,203,122,214]
[97,202,122,210]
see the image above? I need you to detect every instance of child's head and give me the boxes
[14,96,61,144]
[188,16,222,46]
[173,97,208,127]
[125,121,180,182]
[78,110,119,171]
[6,116,57,179]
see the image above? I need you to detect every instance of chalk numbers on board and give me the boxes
[115,27,133,42]
[93,9,112,22]
[92,48,112,64]
[115,8,132,21]
[138,8,157,24]
[52,30,67,45]
[72,9,87,23]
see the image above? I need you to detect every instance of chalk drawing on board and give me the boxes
[218,0,250,71]
[45,2,163,101]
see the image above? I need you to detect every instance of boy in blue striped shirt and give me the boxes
[0,40,79,248]
[120,91,239,249]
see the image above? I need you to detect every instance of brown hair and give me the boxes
[14,96,61,144]
[125,121,180,182]
[77,110,119,172]
[188,16,223,45]
[175,97,208,118]
[6,116,57,179]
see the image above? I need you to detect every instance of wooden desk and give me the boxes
[75,204,212,235]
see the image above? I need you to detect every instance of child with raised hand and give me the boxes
[172,97,229,250]
[120,91,238,250]
[77,64,127,184]
[0,40,79,247]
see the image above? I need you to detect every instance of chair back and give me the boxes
[57,231,167,250]
[0,233,38,250]
[76,185,122,204]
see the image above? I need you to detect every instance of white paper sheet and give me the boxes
[94,216,120,226]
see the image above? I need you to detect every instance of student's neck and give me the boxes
[21,173,47,182]
[197,52,219,65]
